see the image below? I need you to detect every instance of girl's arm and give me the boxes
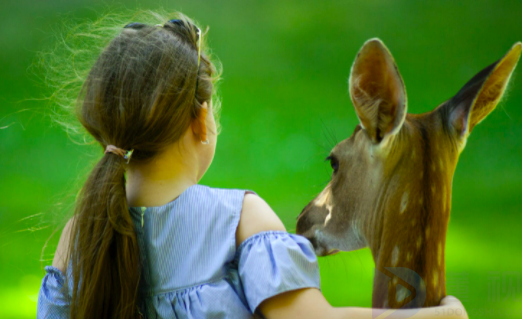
[238,194,468,319]
[259,287,468,319]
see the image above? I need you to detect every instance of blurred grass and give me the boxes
[1,0,521,318]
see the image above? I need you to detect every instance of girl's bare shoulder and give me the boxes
[235,193,286,249]
[52,217,76,273]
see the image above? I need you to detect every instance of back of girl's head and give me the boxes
[42,10,221,319]
[81,12,218,160]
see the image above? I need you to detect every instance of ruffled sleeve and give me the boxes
[37,266,70,319]
[233,230,321,314]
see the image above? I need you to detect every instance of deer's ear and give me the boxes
[349,38,407,144]
[447,42,521,137]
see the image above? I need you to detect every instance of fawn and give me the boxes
[296,38,521,308]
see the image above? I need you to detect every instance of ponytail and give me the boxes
[67,151,140,318]
[45,10,221,319]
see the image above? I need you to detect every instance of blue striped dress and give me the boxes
[37,184,322,318]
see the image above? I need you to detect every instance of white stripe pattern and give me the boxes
[37,184,321,318]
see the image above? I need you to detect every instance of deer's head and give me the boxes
[296,38,521,308]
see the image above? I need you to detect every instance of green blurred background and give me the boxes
[1,0,521,318]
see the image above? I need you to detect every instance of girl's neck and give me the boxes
[125,143,199,208]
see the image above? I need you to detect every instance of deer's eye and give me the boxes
[326,155,339,173]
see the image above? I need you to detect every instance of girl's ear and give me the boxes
[192,101,208,142]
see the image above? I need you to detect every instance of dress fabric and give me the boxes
[37,184,321,318]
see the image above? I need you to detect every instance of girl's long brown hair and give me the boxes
[60,11,219,319]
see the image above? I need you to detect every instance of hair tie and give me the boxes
[104,145,134,164]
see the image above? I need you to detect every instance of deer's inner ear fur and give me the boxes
[349,38,407,144]
[448,42,521,137]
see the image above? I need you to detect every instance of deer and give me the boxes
[296,38,521,309]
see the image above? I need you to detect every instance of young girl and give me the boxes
[37,12,468,319]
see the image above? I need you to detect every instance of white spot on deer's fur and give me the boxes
[426,226,431,239]
[400,191,409,214]
[324,212,332,225]
[396,284,411,303]
[314,186,331,207]
[323,204,333,226]
[406,252,412,262]
[416,237,422,250]
[392,245,400,266]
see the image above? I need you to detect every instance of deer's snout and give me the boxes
[296,201,322,235]
[296,200,331,255]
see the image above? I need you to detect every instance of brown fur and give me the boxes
[296,39,521,309]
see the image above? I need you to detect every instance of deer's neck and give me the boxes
[371,201,450,308]
[366,141,455,308]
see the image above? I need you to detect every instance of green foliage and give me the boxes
[0,1,521,318]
